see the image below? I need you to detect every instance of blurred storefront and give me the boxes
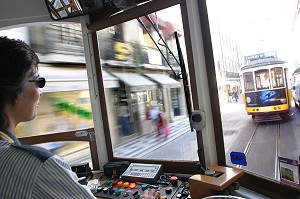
[20,15,187,145]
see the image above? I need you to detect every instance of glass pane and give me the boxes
[53,0,63,9]
[1,25,94,166]
[16,88,93,137]
[271,67,285,88]
[255,69,270,90]
[97,5,198,161]
[243,72,254,92]
[207,0,300,188]
[34,141,90,165]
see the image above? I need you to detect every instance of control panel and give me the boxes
[89,164,242,199]
[121,163,163,184]
[93,175,191,199]
[92,163,191,198]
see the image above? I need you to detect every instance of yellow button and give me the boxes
[117,181,123,187]
[123,182,129,188]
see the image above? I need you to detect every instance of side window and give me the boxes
[243,72,254,91]
[5,26,95,167]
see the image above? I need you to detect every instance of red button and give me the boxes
[170,176,178,186]
[112,180,119,186]
[129,183,136,189]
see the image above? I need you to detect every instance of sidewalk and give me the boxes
[113,117,190,158]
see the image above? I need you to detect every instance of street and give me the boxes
[222,101,300,180]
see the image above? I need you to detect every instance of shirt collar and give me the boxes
[0,128,21,145]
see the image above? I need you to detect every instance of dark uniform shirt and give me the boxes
[0,128,96,199]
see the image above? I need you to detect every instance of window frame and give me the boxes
[86,0,205,174]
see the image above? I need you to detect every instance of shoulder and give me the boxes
[12,144,54,163]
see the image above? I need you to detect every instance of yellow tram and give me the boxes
[240,52,292,122]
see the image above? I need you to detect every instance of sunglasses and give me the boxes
[28,77,46,88]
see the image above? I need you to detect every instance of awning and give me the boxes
[39,66,119,92]
[102,70,120,89]
[111,72,157,92]
[144,73,181,89]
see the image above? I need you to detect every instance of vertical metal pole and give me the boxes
[80,15,109,171]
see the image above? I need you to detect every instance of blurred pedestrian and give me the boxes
[157,108,169,137]
[233,87,238,102]
[119,101,130,136]
[149,104,160,132]
[145,104,153,133]
[145,104,152,120]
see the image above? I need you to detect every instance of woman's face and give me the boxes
[12,73,42,123]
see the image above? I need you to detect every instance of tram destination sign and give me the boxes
[244,51,277,64]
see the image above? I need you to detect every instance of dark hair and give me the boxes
[0,36,39,128]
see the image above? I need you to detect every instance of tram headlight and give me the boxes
[280,99,286,103]
[246,97,251,103]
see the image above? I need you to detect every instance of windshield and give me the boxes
[271,67,285,88]
[255,69,270,90]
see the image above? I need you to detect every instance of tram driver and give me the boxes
[261,73,270,89]
[0,37,160,199]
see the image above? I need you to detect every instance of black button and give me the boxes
[103,187,109,193]
[97,186,103,192]
[165,187,172,194]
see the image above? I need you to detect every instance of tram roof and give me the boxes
[240,57,286,71]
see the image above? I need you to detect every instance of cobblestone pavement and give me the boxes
[113,117,190,158]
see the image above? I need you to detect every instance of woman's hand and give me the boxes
[142,189,160,199]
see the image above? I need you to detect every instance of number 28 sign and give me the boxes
[230,151,247,166]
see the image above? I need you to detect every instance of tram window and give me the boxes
[97,5,198,161]
[15,89,93,136]
[271,67,284,88]
[243,72,254,91]
[34,141,90,165]
[0,26,99,167]
[255,70,270,90]
[206,0,300,191]
[14,82,94,164]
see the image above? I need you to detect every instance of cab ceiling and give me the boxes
[0,0,55,30]
[0,0,183,31]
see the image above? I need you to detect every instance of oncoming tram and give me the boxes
[240,52,291,122]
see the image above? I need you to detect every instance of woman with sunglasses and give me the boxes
[0,36,162,199]
[0,36,96,198]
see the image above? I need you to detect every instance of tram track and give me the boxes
[242,123,259,157]
[237,121,281,180]
[275,123,280,180]
[236,122,259,169]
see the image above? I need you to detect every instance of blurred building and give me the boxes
[6,13,187,146]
